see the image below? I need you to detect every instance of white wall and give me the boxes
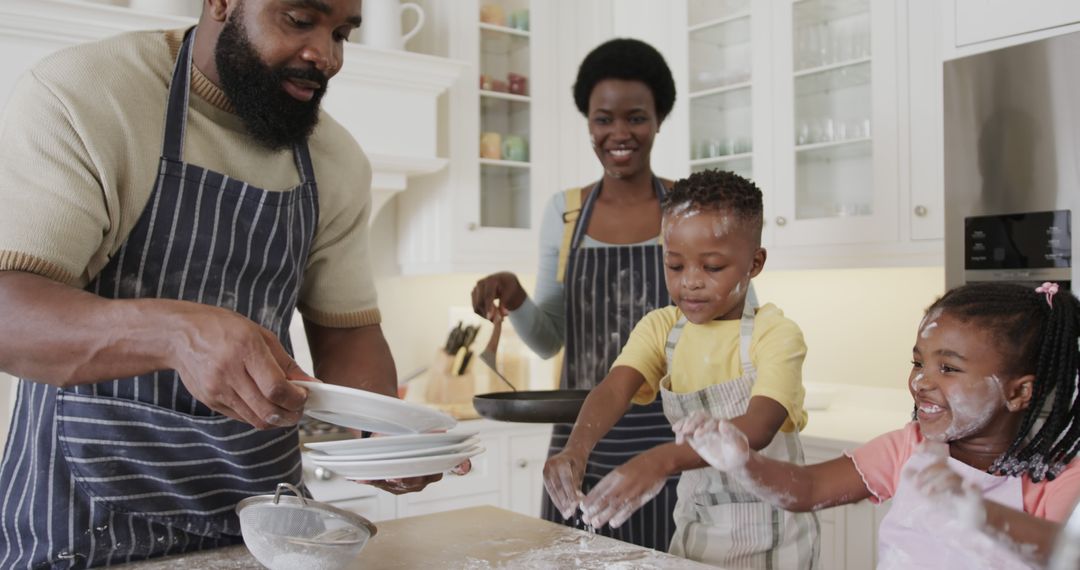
[373,266,945,393]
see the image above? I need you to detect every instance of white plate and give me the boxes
[307,438,479,462]
[304,431,478,455]
[294,381,457,435]
[311,447,484,480]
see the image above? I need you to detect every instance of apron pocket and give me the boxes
[56,391,301,537]
[694,499,779,557]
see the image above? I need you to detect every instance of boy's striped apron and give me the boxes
[540,177,679,551]
[0,28,318,568]
[661,291,820,568]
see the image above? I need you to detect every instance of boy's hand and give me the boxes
[543,450,587,520]
[581,451,668,529]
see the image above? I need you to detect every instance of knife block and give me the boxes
[421,350,476,406]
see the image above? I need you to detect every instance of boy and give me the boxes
[543,169,819,568]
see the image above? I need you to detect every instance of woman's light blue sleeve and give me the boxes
[507,192,566,359]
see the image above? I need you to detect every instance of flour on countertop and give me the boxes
[453,531,689,569]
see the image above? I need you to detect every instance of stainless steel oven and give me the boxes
[944,31,1078,291]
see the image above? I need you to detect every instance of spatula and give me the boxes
[478,313,517,392]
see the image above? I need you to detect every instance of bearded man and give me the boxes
[0,1,444,566]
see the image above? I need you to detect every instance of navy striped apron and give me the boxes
[540,177,678,551]
[0,28,318,568]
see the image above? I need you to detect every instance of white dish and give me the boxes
[307,438,479,462]
[304,431,478,455]
[311,447,484,480]
[294,381,457,435]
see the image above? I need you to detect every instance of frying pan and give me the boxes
[472,390,590,423]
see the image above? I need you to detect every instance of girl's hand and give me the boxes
[906,441,986,530]
[581,451,668,529]
[672,412,718,445]
[675,415,750,472]
[543,450,587,520]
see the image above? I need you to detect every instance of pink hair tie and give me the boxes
[1035,282,1060,308]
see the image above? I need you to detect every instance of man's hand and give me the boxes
[168,303,314,429]
[354,458,472,494]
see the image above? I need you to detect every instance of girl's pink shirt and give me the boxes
[845,421,1080,522]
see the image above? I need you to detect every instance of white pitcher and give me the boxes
[354,0,425,51]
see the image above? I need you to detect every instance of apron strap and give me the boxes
[161,26,197,162]
[292,141,317,185]
[740,283,759,376]
[555,186,584,283]
[664,282,760,379]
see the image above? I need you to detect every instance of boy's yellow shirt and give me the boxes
[612,303,809,432]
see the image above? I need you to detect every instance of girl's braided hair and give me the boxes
[928,281,1079,481]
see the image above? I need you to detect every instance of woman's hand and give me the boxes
[543,449,588,520]
[581,450,669,529]
[471,272,526,321]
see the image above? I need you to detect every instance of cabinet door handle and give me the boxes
[516,459,528,469]
[775,216,787,227]
[467,222,478,231]
[914,205,928,217]
[313,466,333,481]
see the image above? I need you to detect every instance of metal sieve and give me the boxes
[237,482,377,570]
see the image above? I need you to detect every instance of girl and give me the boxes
[677,281,1080,568]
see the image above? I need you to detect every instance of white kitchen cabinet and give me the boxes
[683,0,942,268]
[395,0,558,275]
[906,0,945,241]
[803,437,888,569]
[506,430,551,517]
[0,0,462,222]
[952,0,1080,47]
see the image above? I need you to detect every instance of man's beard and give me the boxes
[214,16,327,150]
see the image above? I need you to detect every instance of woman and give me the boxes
[471,38,678,550]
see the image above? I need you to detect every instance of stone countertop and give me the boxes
[114,506,713,569]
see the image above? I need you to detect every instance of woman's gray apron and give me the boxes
[0,28,318,568]
[540,177,679,551]
[661,293,820,568]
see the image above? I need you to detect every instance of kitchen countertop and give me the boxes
[799,383,913,447]
[115,506,711,569]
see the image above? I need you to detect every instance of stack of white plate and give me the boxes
[294,381,482,480]
[306,432,482,480]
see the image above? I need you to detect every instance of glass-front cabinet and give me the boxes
[478,0,532,229]
[775,0,899,245]
[686,0,900,248]
[416,0,552,273]
[687,0,754,181]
